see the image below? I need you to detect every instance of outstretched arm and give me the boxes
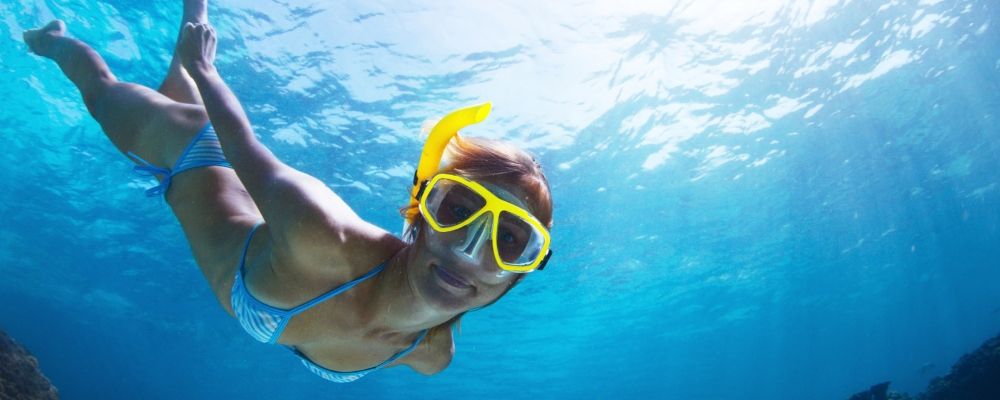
[177,22,383,268]
[178,23,278,195]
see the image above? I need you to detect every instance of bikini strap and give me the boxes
[239,221,266,274]
[127,151,173,198]
[372,329,429,369]
[287,261,387,315]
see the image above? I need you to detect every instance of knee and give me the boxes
[80,76,116,119]
[81,81,108,117]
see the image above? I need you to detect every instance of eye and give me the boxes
[499,229,516,244]
[449,204,473,220]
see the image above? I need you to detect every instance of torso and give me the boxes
[160,159,452,375]
[228,222,453,375]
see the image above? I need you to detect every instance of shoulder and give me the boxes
[262,168,406,276]
[407,325,455,376]
[274,204,405,279]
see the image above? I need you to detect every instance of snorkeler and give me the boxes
[23,0,552,383]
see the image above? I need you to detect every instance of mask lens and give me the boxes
[425,178,486,227]
[496,211,546,266]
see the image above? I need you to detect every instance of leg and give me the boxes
[158,0,208,105]
[25,21,262,308]
[24,20,199,166]
[24,21,115,117]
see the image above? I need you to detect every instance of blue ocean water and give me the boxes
[1,0,998,398]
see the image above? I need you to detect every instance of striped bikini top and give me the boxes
[230,222,428,383]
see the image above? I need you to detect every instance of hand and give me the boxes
[177,22,217,74]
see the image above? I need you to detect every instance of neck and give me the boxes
[362,245,456,337]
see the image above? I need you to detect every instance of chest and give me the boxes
[287,315,454,374]
[239,242,453,373]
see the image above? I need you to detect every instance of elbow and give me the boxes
[414,343,454,376]
[418,363,452,377]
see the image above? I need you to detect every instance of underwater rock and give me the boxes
[0,329,58,399]
[919,331,1000,400]
[846,331,1000,400]
[848,381,889,400]
[847,381,912,400]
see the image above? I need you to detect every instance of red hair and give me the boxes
[400,135,553,228]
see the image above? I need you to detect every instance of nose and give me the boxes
[453,213,491,262]
[454,214,513,279]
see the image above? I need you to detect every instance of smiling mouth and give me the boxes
[432,263,472,289]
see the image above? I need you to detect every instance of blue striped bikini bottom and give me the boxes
[127,123,232,198]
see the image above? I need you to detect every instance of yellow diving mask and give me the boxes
[404,103,553,273]
[417,173,552,273]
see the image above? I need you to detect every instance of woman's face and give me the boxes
[409,178,536,312]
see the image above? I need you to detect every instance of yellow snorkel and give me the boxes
[404,102,492,224]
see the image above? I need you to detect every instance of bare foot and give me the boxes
[23,20,66,57]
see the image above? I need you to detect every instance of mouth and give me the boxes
[432,263,472,290]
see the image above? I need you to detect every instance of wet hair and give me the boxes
[399,135,553,334]
[401,135,553,228]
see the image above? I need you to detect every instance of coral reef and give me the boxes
[0,329,58,400]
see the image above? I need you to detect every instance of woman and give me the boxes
[23,0,553,383]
